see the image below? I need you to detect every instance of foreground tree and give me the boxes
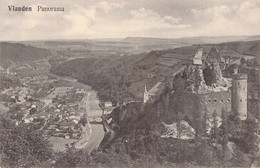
[0,115,53,168]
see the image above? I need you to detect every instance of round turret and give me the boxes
[231,73,248,120]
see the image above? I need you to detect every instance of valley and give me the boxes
[1,37,260,168]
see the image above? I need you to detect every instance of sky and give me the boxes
[0,0,260,41]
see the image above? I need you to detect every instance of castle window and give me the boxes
[240,99,242,102]
[227,98,231,102]
[220,100,224,103]
[208,100,211,103]
[214,99,217,103]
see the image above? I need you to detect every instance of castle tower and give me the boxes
[232,73,248,120]
[193,47,203,65]
[143,85,149,103]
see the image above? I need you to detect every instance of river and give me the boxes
[81,90,105,152]
[49,74,105,152]
[49,90,105,153]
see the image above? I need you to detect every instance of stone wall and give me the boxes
[172,90,231,134]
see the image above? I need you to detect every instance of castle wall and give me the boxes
[173,90,231,134]
[198,91,231,116]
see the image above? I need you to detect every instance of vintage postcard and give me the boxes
[0,0,259,167]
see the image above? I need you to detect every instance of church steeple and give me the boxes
[143,85,149,103]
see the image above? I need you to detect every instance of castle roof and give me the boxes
[148,82,164,95]
[206,46,221,63]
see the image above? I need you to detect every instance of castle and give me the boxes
[171,47,248,135]
[142,46,248,135]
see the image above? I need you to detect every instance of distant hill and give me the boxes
[0,42,51,69]
[124,35,260,45]
[51,40,260,102]
[244,35,260,41]
[225,40,260,56]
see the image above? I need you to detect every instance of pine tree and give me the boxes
[211,62,223,84]
[186,66,195,92]
[203,66,213,85]
[203,107,209,137]
[240,57,246,66]
[221,108,228,161]
[177,112,182,139]
[212,110,219,141]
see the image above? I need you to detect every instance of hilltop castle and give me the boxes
[141,46,248,135]
[172,46,248,134]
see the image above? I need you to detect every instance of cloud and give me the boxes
[119,7,189,35]
[190,0,260,36]
[130,8,182,25]
[59,5,189,38]
[0,1,126,40]
[0,0,259,40]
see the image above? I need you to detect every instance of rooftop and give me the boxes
[206,46,221,63]
[148,82,164,95]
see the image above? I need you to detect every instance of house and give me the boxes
[105,102,112,107]
[24,117,34,123]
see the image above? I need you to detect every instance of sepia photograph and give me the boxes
[0,0,260,167]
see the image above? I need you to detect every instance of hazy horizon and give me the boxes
[1,34,260,43]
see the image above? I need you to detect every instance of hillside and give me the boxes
[51,40,260,102]
[0,42,51,69]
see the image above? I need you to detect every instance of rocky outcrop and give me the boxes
[99,100,162,151]
[161,120,195,140]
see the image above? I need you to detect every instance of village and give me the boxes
[0,65,112,147]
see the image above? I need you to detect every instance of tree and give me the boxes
[177,112,183,139]
[223,55,231,67]
[203,66,213,86]
[0,115,53,168]
[221,108,228,162]
[245,119,259,155]
[194,66,204,92]
[240,57,246,66]
[54,147,92,167]
[212,110,219,141]
[203,107,210,137]
[253,59,259,69]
